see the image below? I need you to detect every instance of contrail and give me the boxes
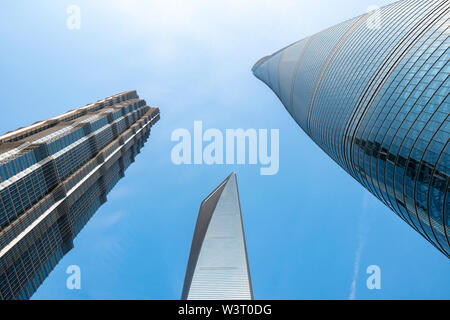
[349,236,365,300]
[349,191,371,300]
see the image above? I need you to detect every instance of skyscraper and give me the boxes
[0,91,160,299]
[182,173,253,300]
[252,0,449,257]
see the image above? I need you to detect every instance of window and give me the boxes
[8,162,16,177]
[0,165,8,181]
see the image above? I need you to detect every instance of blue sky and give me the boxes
[0,0,448,300]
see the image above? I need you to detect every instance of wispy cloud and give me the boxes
[91,210,128,229]
[107,185,133,202]
[104,0,344,63]
[349,190,371,300]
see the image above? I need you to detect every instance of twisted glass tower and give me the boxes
[182,173,253,300]
[252,0,449,257]
[0,91,160,299]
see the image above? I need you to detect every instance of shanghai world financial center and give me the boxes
[0,0,448,300]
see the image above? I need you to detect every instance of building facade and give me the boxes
[252,0,449,257]
[182,173,253,300]
[0,91,160,299]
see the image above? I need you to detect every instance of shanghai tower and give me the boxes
[0,91,160,299]
[252,0,449,257]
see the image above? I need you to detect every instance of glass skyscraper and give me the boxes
[0,91,160,299]
[182,173,253,300]
[252,0,449,257]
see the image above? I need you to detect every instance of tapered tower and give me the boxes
[182,173,253,300]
